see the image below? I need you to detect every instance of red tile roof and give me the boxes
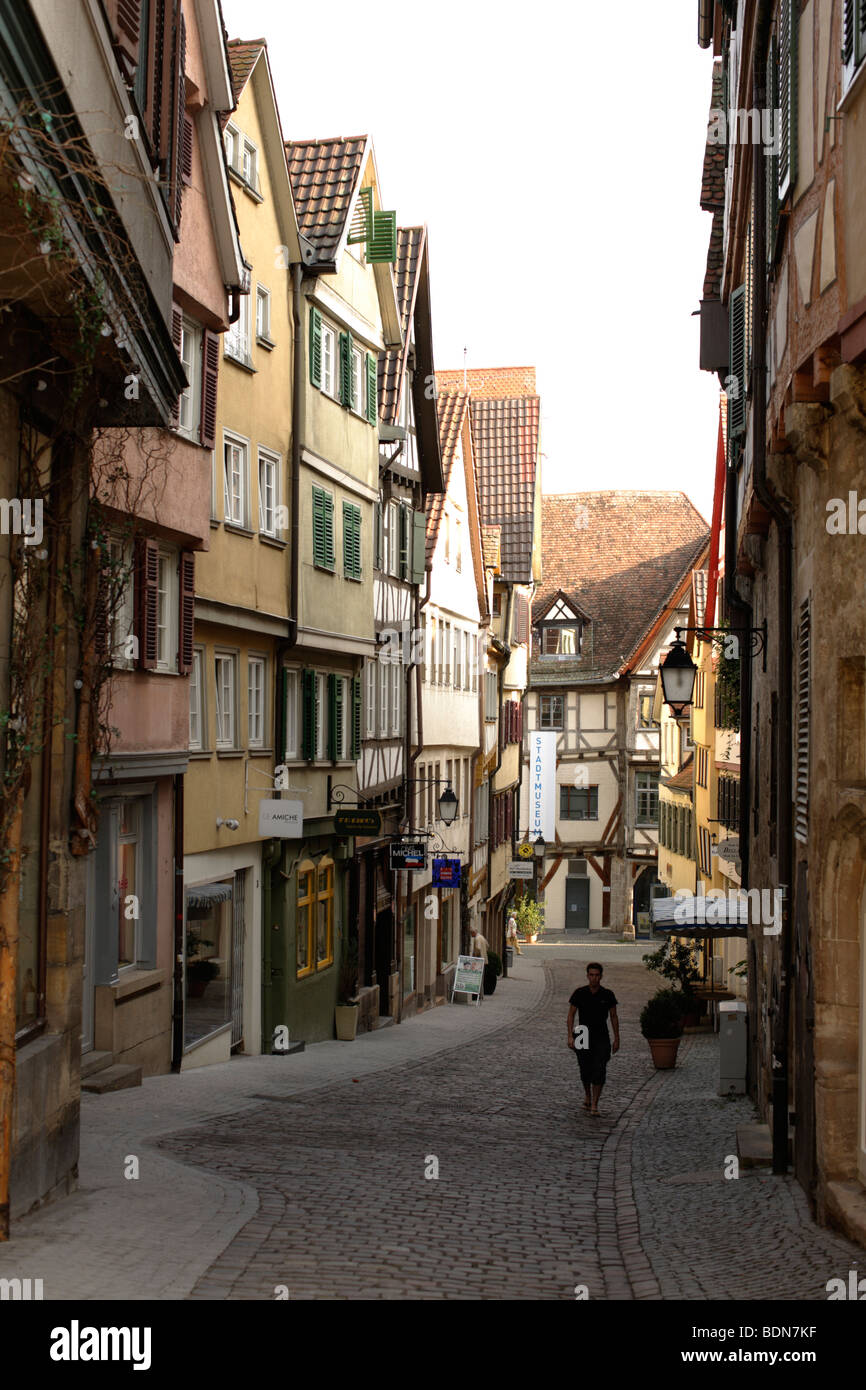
[533,492,710,683]
[427,390,469,562]
[379,226,425,426]
[662,753,695,792]
[225,39,265,102]
[468,395,540,583]
[437,366,537,398]
[285,137,368,264]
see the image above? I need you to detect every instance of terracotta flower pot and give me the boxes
[647,1036,681,1069]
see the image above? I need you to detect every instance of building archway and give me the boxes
[632,865,659,925]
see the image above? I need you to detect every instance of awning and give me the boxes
[185,882,233,908]
[651,892,748,937]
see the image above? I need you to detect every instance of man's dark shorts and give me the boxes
[574,1036,611,1087]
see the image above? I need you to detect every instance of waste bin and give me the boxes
[718,999,747,1096]
[506,946,514,970]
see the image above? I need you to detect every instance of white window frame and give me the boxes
[379,659,389,738]
[316,672,327,761]
[284,668,299,760]
[214,652,237,748]
[225,293,251,367]
[258,446,281,537]
[224,123,237,171]
[351,344,365,416]
[223,431,249,527]
[390,662,401,736]
[189,646,205,750]
[321,321,337,398]
[364,660,376,738]
[178,318,202,441]
[106,537,135,670]
[242,137,258,191]
[248,655,266,749]
[255,285,272,343]
[156,547,178,673]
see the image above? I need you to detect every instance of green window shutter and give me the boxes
[778,0,798,203]
[766,37,779,264]
[365,353,377,426]
[302,668,316,759]
[410,509,427,585]
[348,186,373,244]
[398,503,408,580]
[374,500,383,570]
[367,209,397,263]
[327,673,338,759]
[351,673,361,759]
[309,306,322,388]
[323,490,335,568]
[343,501,361,579]
[312,486,326,567]
[339,330,354,408]
[728,284,746,438]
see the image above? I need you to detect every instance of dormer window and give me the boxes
[542,623,582,656]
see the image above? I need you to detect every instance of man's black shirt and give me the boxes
[569,985,618,1040]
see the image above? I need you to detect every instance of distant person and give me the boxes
[469,926,488,963]
[506,912,523,955]
[566,962,619,1116]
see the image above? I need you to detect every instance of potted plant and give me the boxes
[642,938,704,1023]
[640,988,685,1068]
[483,950,502,996]
[514,897,545,944]
[335,941,359,1041]
[186,927,218,998]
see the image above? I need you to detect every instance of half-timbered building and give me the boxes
[524,492,708,932]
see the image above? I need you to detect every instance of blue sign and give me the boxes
[433,857,461,887]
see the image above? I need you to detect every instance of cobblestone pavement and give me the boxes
[155,957,863,1301]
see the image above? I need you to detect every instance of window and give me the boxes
[255,286,272,343]
[312,486,335,570]
[454,626,462,690]
[695,671,705,709]
[316,672,327,760]
[248,656,265,748]
[343,501,362,580]
[560,785,598,820]
[156,548,177,671]
[258,448,280,537]
[484,671,497,722]
[189,647,204,749]
[178,319,201,439]
[698,825,713,877]
[116,798,142,969]
[225,292,251,367]
[223,124,237,170]
[296,868,314,977]
[316,863,334,968]
[843,0,866,96]
[105,537,135,669]
[444,622,451,685]
[379,659,389,738]
[539,694,563,729]
[223,434,248,526]
[242,139,258,190]
[492,591,501,616]
[386,501,400,577]
[455,517,462,572]
[637,692,656,728]
[391,662,402,736]
[321,321,337,397]
[351,345,365,416]
[283,668,299,760]
[697,745,709,788]
[636,772,659,825]
[364,660,376,738]
[214,653,237,747]
[463,759,469,816]
[541,624,582,657]
[444,512,450,564]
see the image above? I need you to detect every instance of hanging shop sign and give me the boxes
[432,857,461,887]
[258,799,303,838]
[529,730,556,842]
[334,808,382,836]
[508,861,535,879]
[390,837,428,871]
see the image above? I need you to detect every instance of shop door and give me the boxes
[565,877,589,930]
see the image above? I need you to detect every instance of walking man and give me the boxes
[567,962,619,1116]
[506,911,523,955]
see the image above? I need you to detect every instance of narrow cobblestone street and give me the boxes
[4,947,862,1302]
[161,951,862,1301]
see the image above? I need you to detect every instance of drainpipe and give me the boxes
[171,772,184,1071]
[288,263,304,649]
[751,5,794,1175]
[486,585,513,955]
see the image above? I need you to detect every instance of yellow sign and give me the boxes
[518,842,534,859]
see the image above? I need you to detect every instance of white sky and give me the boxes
[221,0,719,523]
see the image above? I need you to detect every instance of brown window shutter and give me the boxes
[182,114,193,185]
[151,0,168,157]
[105,0,140,67]
[136,537,159,669]
[93,548,110,664]
[170,304,183,426]
[178,550,195,674]
[200,328,219,448]
[172,10,187,229]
